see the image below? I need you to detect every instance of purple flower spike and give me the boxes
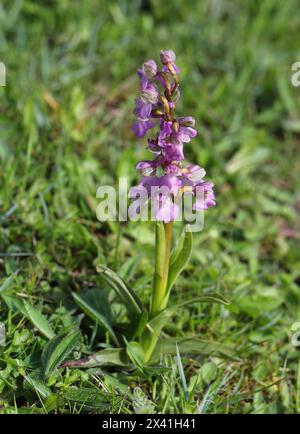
[131,50,216,221]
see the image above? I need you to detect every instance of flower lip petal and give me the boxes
[134,98,152,119]
[137,68,149,90]
[132,119,155,138]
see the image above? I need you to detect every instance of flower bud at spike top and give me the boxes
[142,59,158,78]
[160,49,176,64]
[160,49,180,74]
[131,50,216,223]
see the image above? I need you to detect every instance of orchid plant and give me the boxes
[64,50,228,370]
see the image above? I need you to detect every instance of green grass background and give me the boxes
[1,0,300,413]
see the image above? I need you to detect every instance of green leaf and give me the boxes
[167,225,193,292]
[61,348,129,368]
[97,265,142,315]
[23,373,52,399]
[147,294,229,338]
[130,310,148,340]
[63,387,110,410]
[0,271,19,293]
[41,331,80,378]
[152,337,236,361]
[132,387,156,414]
[1,295,55,340]
[1,294,27,315]
[199,362,218,384]
[72,292,119,346]
[126,341,145,369]
[44,394,60,412]
[23,301,55,340]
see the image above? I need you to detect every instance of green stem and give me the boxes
[150,221,173,318]
[142,221,173,362]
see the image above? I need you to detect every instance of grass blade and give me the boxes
[176,343,188,401]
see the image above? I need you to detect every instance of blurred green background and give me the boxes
[1,0,300,414]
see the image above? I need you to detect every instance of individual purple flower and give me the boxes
[132,98,156,138]
[158,120,197,151]
[162,142,184,162]
[193,181,216,210]
[174,124,197,143]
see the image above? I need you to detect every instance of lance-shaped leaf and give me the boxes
[61,348,129,369]
[23,301,55,340]
[126,340,145,369]
[42,330,80,378]
[1,295,55,340]
[72,292,119,346]
[63,387,110,410]
[97,265,142,315]
[23,373,52,399]
[130,310,148,340]
[0,294,26,314]
[152,337,236,361]
[0,270,19,293]
[147,293,229,338]
[167,225,193,293]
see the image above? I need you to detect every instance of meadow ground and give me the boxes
[1,0,300,414]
